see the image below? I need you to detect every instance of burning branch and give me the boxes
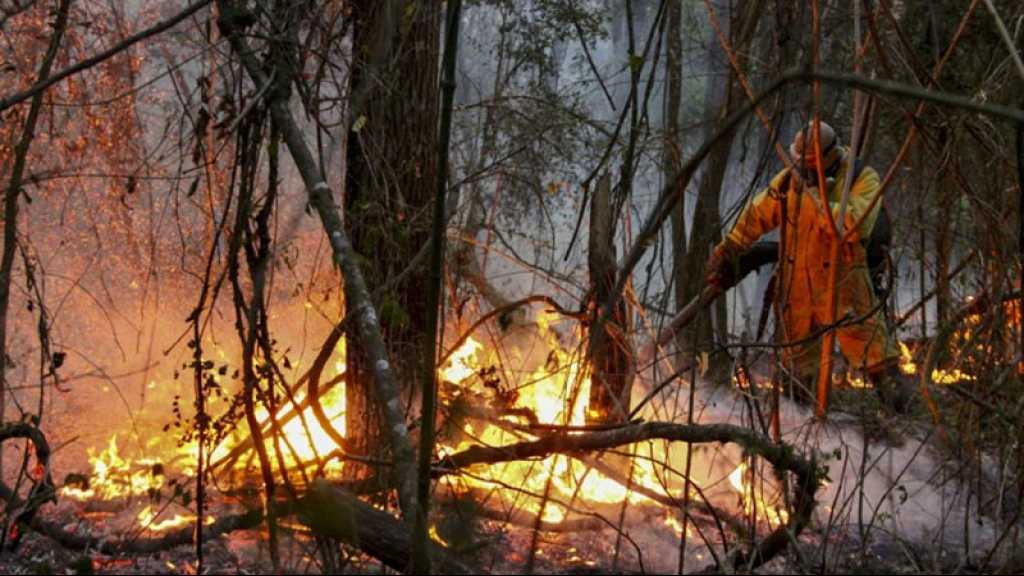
[437,421,820,571]
[920,290,1024,427]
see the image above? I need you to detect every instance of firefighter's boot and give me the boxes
[781,370,816,407]
[868,363,915,414]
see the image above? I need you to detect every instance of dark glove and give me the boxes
[704,240,740,291]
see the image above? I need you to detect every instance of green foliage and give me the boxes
[379,294,410,331]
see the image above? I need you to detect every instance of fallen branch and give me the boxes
[22,507,264,555]
[465,502,606,532]
[437,421,819,571]
[448,387,744,542]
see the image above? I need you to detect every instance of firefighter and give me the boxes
[705,121,913,412]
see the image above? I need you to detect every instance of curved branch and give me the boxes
[0,423,56,549]
[440,294,583,366]
[436,421,819,571]
[306,324,349,455]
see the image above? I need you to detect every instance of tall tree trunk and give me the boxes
[935,167,955,325]
[677,0,761,362]
[343,0,440,482]
[665,0,686,354]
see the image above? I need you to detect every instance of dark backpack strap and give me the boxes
[849,157,893,299]
[850,157,864,182]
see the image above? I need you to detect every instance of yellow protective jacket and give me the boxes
[723,148,896,376]
[725,149,882,268]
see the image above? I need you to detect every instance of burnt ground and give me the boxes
[0,501,1017,575]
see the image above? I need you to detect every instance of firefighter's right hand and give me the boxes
[704,242,736,291]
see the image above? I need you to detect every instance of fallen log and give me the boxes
[298,479,474,574]
[450,393,748,543]
[19,483,472,574]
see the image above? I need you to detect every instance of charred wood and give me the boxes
[19,506,264,555]
[299,480,474,574]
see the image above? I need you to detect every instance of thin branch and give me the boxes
[980,0,1024,84]
[0,0,212,113]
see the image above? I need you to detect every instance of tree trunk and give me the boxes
[677,0,761,361]
[935,168,955,325]
[343,0,440,481]
[586,174,634,424]
[665,0,687,354]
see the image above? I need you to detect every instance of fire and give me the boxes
[269,336,347,468]
[437,309,678,523]
[428,524,449,547]
[137,505,214,532]
[60,435,164,501]
[728,461,788,527]
[840,340,978,390]
[440,336,482,383]
[69,309,685,531]
[206,335,349,474]
[65,334,352,511]
[663,512,690,536]
[898,342,974,384]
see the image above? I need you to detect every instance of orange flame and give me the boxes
[137,505,214,532]
[728,461,788,527]
[60,435,163,501]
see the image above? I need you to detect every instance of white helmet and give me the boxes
[789,121,841,176]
